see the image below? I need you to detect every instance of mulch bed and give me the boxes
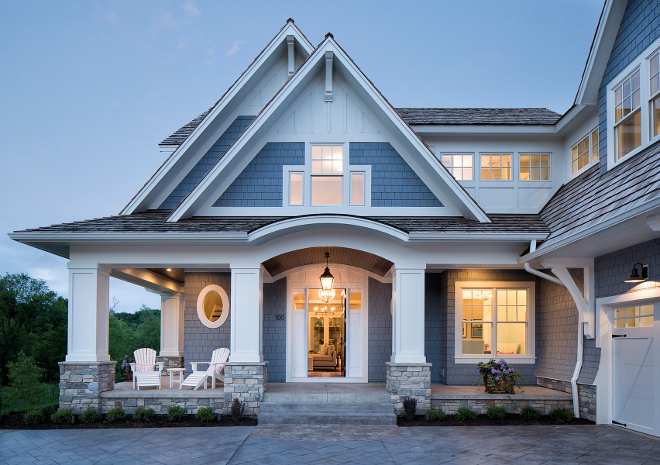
[398,414,594,427]
[0,413,257,430]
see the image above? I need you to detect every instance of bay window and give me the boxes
[455,281,535,363]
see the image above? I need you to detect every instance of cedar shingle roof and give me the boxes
[14,212,548,236]
[159,107,562,145]
[538,140,660,251]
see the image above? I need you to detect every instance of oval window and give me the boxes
[197,285,229,328]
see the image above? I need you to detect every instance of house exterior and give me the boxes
[9,0,660,436]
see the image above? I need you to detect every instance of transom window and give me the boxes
[614,69,641,160]
[571,129,599,174]
[480,154,512,180]
[455,281,535,363]
[520,154,550,181]
[614,305,654,328]
[311,145,343,205]
[441,154,473,180]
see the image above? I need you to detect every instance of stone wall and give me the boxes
[156,356,184,369]
[538,377,597,421]
[430,396,573,415]
[368,278,392,382]
[99,393,225,415]
[183,272,231,374]
[223,362,268,416]
[59,361,115,413]
[263,278,287,382]
[386,362,431,414]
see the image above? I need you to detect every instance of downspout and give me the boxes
[523,240,582,418]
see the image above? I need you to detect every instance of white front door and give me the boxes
[612,303,659,436]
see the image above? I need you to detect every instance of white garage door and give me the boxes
[612,303,659,437]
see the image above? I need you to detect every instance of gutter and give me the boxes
[523,240,583,419]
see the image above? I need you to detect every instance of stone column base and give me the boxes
[156,355,184,369]
[386,362,431,414]
[58,361,115,414]
[223,361,269,416]
[537,377,596,421]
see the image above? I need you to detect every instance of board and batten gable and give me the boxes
[598,0,660,174]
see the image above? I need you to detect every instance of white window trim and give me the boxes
[440,152,475,182]
[349,169,372,206]
[284,169,304,206]
[478,153,514,182]
[519,152,552,182]
[454,281,536,364]
[570,129,599,178]
[606,36,660,170]
[196,284,230,329]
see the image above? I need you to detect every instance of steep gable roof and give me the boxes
[165,34,490,223]
[121,20,314,215]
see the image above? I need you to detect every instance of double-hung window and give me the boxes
[455,281,535,363]
[613,69,641,160]
[650,52,660,138]
[480,154,512,180]
[311,145,343,205]
[520,154,550,181]
[441,154,473,180]
[570,129,599,175]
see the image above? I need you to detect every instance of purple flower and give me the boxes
[491,368,496,374]
[495,376,500,381]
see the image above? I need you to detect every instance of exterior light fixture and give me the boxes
[624,263,649,283]
[318,252,335,303]
[166,268,172,272]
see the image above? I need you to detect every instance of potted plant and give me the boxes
[477,359,524,394]
[121,355,133,381]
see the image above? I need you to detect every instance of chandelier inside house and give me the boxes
[318,252,335,303]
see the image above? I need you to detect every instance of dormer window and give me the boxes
[311,145,343,205]
[613,69,641,160]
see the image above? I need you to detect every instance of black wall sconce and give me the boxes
[624,263,649,283]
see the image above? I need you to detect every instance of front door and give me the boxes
[612,302,659,436]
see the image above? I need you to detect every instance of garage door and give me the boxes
[612,303,658,436]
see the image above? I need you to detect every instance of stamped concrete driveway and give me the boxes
[1,424,658,465]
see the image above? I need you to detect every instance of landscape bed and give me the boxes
[398,414,595,427]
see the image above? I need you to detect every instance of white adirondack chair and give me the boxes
[181,348,229,391]
[130,348,164,390]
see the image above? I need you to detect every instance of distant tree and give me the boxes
[109,304,160,381]
[4,351,46,409]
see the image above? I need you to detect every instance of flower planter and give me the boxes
[125,368,132,382]
[483,375,514,394]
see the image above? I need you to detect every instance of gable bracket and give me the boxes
[325,51,333,102]
[287,35,295,77]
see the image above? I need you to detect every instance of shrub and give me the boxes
[51,409,73,424]
[231,398,245,424]
[455,407,477,422]
[41,404,58,418]
[520,405,542,421]
[106,407,126,422]
[549,407,574,423]
[167,405,187,422]
[133,407,155,422]
[5,352,47,409]
[196,407,215,423]
[23,409,45,425]
[80,408,102,423]
[402,397,417,421]
[486,405,508,420]
[427,407,446,421]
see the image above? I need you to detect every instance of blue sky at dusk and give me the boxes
[0,0,604,312]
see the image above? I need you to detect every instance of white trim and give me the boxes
[120,22,314,215]
[454,280,536,364]
[196,284,230,329]
[478,153,514,182]
[518,152,552,182]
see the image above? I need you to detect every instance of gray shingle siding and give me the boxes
[183,272,231,374]
[160,116,255,209]
[368,278,392,382]
[214,142,305,207]
[595,238,660,298]
[349,142,443,207]
[263,278,287,382]
[425,273,443,383]
[598,0,660,173]
[440,269,540,385]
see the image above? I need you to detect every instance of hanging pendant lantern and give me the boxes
[318,252,335,303]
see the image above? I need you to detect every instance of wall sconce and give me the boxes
[624,263,648,283]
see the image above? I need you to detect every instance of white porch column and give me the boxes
[391,265,426,363]
[159,292,184,357]
[65,263,110,362]
[229,265,264,363]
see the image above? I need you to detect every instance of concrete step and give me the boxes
[258,402,397,426]
[259,402,393,414]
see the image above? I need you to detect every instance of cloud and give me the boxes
[226,41,243,58]
[182,0,200,15]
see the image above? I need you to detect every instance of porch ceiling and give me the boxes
[262,246,393,277]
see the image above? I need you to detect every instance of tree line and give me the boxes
[0,273,160,387]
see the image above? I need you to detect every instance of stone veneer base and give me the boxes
[58,361,115,414]
[99,390,224,415]
[386,362,431,414]
[223,361,269,416]
[537,377,596,421]
[156,356,184,369]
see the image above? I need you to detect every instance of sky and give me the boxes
[0,0,605,313]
